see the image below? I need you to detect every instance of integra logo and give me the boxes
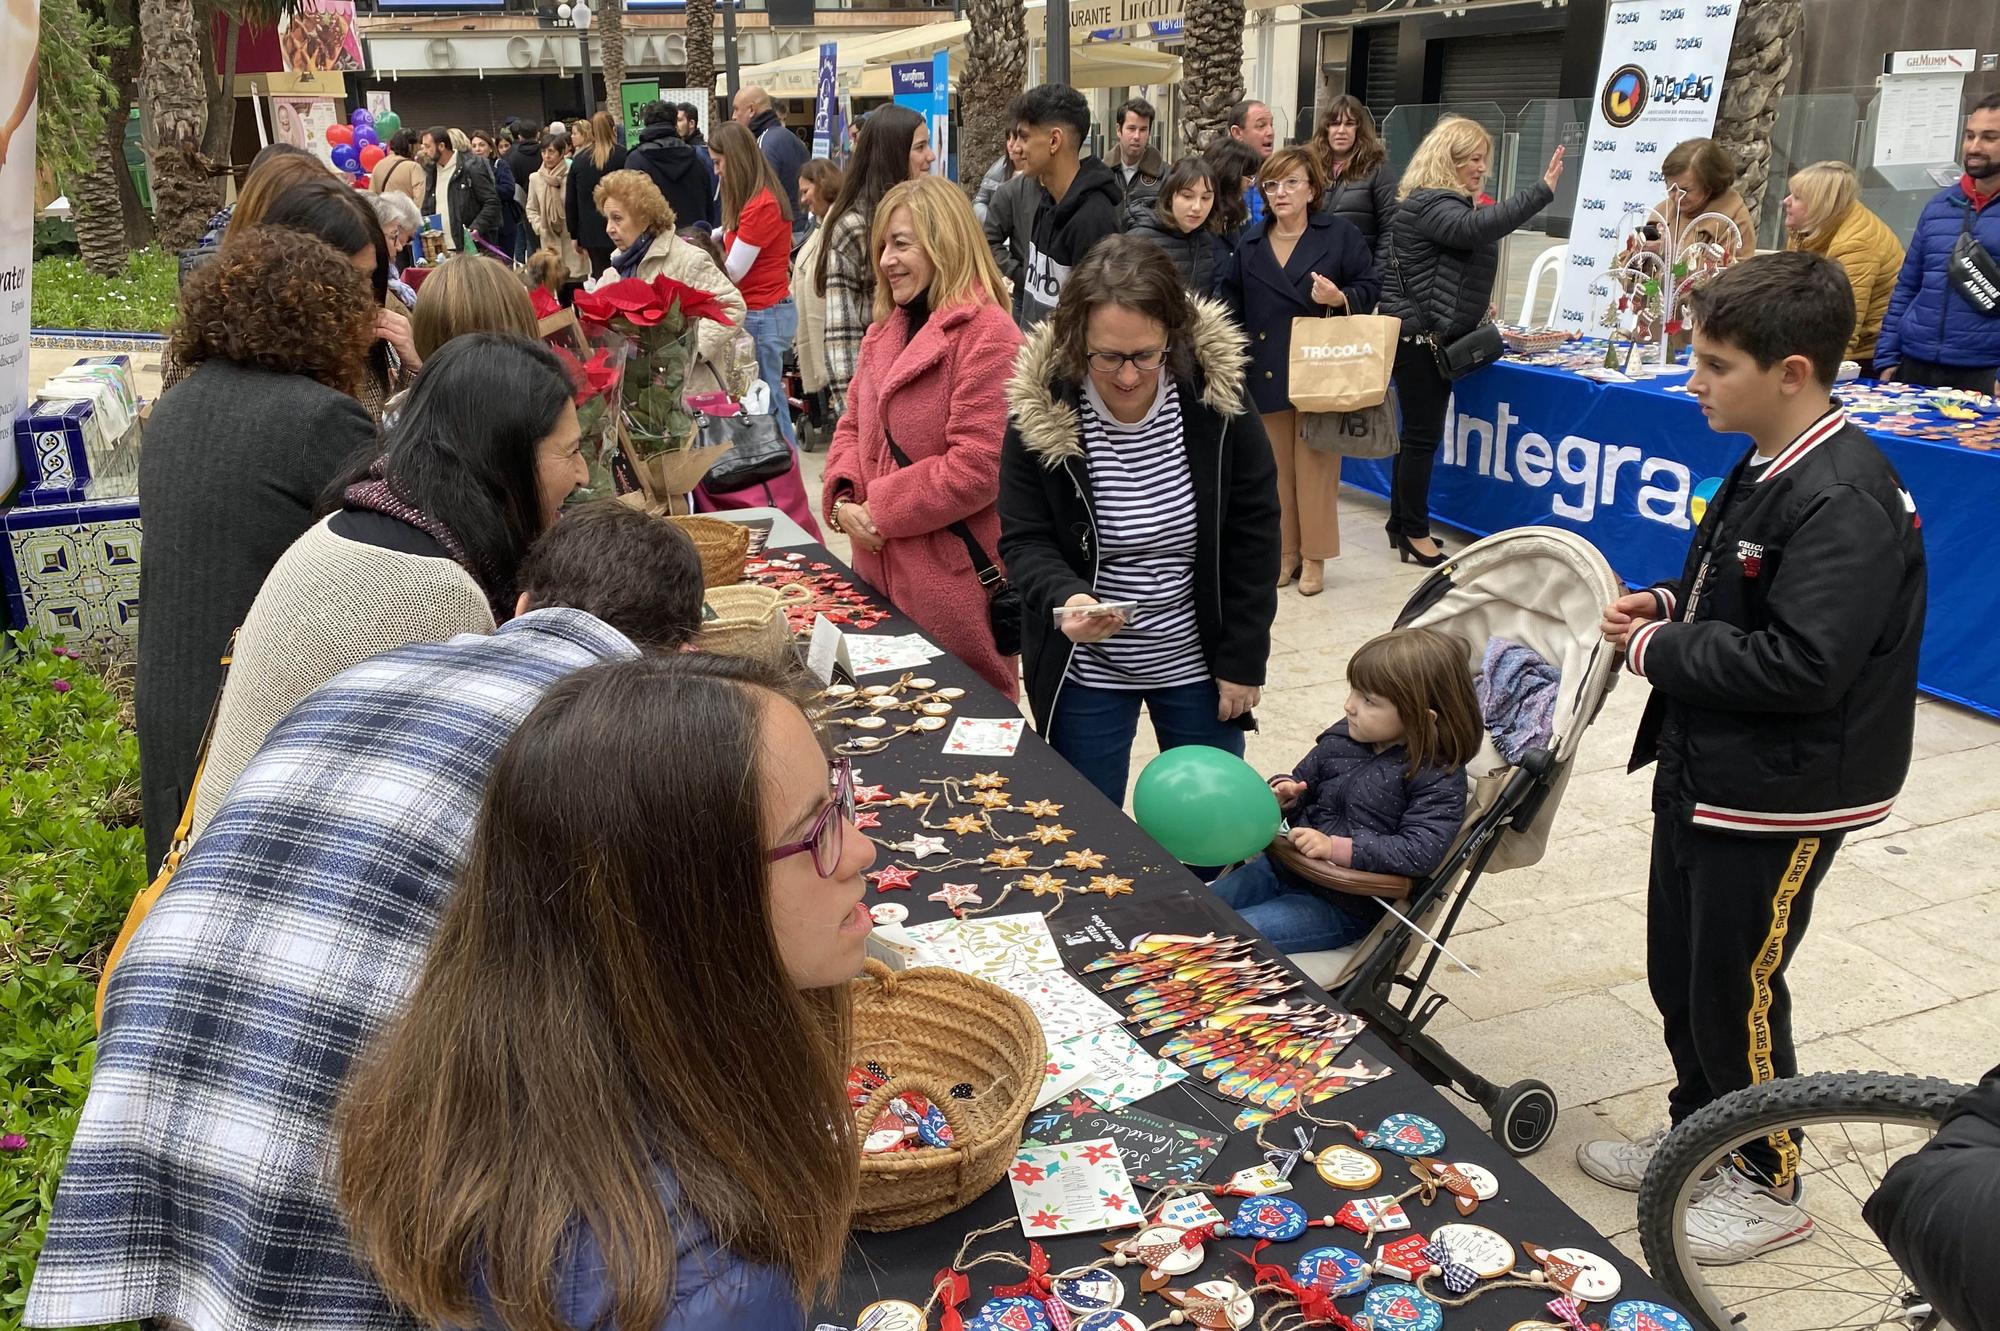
[1659,6,1686,17]
[1600,64,1649,128]
[1448,401,1694,528]
[1572,253,1599,268]
[1654,73,1715,104]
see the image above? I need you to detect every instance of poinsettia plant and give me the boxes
[554,341,628,498]
[572,273,736,460]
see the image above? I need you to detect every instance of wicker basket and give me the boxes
[1502,327,1571,355]
[668,515,751,588]
[849,960,1046,1232]
[699,582,813,665]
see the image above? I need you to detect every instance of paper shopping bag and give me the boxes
[1287,313,1400,413]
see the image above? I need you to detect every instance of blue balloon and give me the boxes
[331,146,359,171]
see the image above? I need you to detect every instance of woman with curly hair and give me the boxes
[591,168,753,394]
[136,225,379,874]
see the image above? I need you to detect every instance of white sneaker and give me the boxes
[1685,1165,1814,1265]
[1576,1127,1666,1192]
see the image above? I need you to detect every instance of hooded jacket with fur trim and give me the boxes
[998,296,1281,730]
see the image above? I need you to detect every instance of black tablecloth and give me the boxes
[770,544,1681,1325]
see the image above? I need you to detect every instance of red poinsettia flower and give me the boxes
[650,274,737,327]
[1009,1161,1047,1186]
[552,344,621,405]
[529,287,562,320]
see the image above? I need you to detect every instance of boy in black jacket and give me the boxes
[1579,252,1927,1263]
[1011,83,1125,328]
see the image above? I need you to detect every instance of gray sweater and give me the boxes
[135,359,376,872]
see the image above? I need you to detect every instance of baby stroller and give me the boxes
[1272,526,1623,1155]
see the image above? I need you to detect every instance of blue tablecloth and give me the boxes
[1342,357,1999,719]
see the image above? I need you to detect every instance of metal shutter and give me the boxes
[1362,24,1398,124]
[1436,28,1563,118]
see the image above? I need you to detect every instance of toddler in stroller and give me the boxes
[1214,628,1483,952]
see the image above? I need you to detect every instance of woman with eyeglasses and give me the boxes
[1222,145,1380,600]
[339,652,870,1331]
[1000,235,1279,808]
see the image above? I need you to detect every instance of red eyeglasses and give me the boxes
[766,756,857,878]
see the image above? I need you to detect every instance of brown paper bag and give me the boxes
[1287,313,1400,413]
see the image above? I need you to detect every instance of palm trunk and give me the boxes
[76,30,142,275]
[141,0,222,250]
[956,0,1025,200]
[1713,0,1802,238]
[1181,0,1246,153]
[596,0,625,113]
[683,0,713,120]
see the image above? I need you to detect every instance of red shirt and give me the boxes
[725,189,792,310]
[1962,175,2000,212]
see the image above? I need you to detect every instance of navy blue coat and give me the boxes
[1222,210,1381,414]
[1878,185,2000,373]
[1284,721,1466,877]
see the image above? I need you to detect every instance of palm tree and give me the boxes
[956,0,1025,198]
[1180,0,1245,152]
[140,0,223,250]
[596,0,625,113]
[1713,0,1803,235]
[684,0,713,122]
[74,10,142,275]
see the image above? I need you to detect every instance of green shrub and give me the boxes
[31,219,77,262]
[30,250,177,334]
[0,631,145,1330]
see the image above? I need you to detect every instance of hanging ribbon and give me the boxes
[1547,1294,1597,1331]
[1241,1241,1365,1330]
[990,1243,1074,1331]
[1420,1238,1481,1296]
[933,1268,970,1331]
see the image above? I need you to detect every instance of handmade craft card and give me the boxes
[907,912,1064,983]
[1008,1139,1142,1236]
[1022,1096,1226,1190]
[943,717,1026,758]
[996,969,1127,1050]
[1049,1025,1189,1111]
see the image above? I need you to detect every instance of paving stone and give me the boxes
[1440,991,1676,1107]
[1431,898,1649,1022]
[1843,812,2000,904]
[1846,893,2000,1002]
[1911,697,2000,759]
[1468,822,1655,922]
[1851,991,2000,1086]
[1888,745,2000,827]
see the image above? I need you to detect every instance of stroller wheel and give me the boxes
[1491,1079,1559,1156]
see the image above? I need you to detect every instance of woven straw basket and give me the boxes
[849,960,1046,1231]
[699,582,812,666]
[667,515,751,588]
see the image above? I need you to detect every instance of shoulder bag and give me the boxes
[1388,211,1505,380]
[883,428,1022,658]
[1948,205,2000,317]
[700,410,793,492]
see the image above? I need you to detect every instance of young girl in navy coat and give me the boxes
[1216,627,1482,952]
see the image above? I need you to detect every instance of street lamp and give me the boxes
[558,0,596,117]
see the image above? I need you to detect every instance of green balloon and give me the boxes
[1132,745,1282,866]
[373,110,402,136]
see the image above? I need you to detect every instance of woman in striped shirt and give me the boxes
[1000,236,1281,806]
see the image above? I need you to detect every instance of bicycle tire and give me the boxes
[1637,1071,1968,1331]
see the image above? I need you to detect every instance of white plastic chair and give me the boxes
[1515,243,1568,327]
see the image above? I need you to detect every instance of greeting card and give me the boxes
[1032,1025,1188,1112]
[944,717,1026,758]
[906,912,1064,983]
[1008,1139,1142,1236]
[995,969,1126,1049]
[1023,1097,1227,1190]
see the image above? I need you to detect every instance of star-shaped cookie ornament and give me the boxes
[987,846,1033,868]
[1060,848,1107,871]
[972,790,1014,809]
[904,835,948,860]
[1019,799,1064,818]
[1019,872,1069,898]
[929,883,983,910]
[1026,824,1075,845]
[968,772,1009,790]
[890,791,929,809]
[868,865,918,893]
[1087,874,1135,897]
[854,784,890,805]
[944,814,987,836]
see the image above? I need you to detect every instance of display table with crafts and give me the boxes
[723,540,1693,1331]
[1341,348,2000,719]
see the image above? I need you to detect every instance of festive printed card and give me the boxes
[995,969,1127,1049]
[906,912,1064,983]
[1008,1139,1142,1236]
[843,633,942,676]
[1039,1025,1188,1111]
[943,716,1027,758]
[1022,1096,1227,1190]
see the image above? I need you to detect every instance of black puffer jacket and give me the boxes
[1867,1064,2000,1331]
[1282,721,1466,877]
[1126,212,1222,294]
[1380,182,1553,339]
[1321,164,1398,261]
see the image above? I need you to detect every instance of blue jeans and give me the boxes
[745,299,799,448]
[1048,679,1245,809]
[1212,854,1379,953]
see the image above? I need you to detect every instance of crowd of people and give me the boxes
[21,75,2000,1331]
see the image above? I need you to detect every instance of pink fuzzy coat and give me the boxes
[822,297,1023,697]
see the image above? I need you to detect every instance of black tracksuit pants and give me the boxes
[1648,814,1843,1185]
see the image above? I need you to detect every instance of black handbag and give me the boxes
[1388,221,1506,381]
[883,430,1022,658]
[700,411,793,493]
[1948,207,2000,317]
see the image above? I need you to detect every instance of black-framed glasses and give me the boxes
[766,756,856,878]
[1086,348,1168,374]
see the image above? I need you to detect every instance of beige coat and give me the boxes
[1661,186,1757,255]
[792,217,832,393]
[527,163,589,279]
[619,231,757,396]
[369,154,425,209]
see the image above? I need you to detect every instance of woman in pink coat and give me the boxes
[822,177,1024,697]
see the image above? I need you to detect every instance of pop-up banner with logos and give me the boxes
[1553,0,1743,332]
[0,0,36,498]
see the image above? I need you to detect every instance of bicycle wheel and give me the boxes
[1637,1071,1968,1331]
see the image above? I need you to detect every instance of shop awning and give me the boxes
[719,18,1179,98]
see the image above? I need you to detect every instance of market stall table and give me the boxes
[1342,353,1999,718]
[744,547,1691,1329]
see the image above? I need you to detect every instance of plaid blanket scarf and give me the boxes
[26,608,637,1331]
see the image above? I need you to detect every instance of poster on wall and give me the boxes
[889,55,951,180]
[273,96,345,170]
[620,79,660,146]
[279,0,363,74]
[1552,0,1743,333]
[0,0,37,498]
[811,42,838,160]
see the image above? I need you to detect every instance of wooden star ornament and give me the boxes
[944,814,987,836]
[1059,848,1107,871]
[986,846,1032,869]
[868,866,918,893]
[1019,872,1069,898]
[968,772,1009,790]
[1019,799,1064,818]
[1087,874,1135,897]
[1026,824,1074,845]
